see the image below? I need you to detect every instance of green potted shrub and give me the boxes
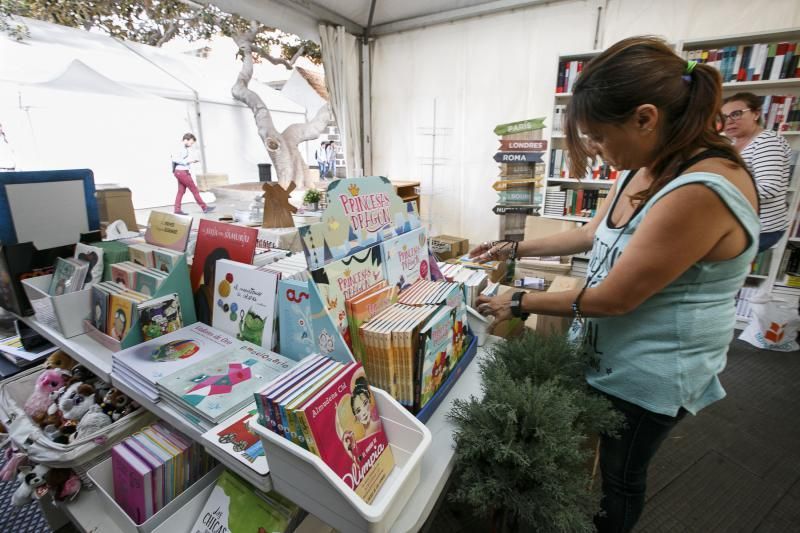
[303,188,321,211]
[448,331,623,533]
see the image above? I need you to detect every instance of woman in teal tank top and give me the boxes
[474,37,759,532]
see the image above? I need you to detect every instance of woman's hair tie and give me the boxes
[682,60,697,83]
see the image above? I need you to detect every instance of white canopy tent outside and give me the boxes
[0,17,313,208]
[202,0,800,243]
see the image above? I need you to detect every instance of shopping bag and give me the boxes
[739,295,800,352]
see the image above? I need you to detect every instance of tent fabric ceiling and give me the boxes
[312,0,500,28]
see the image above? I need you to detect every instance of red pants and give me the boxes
[173,170,206,212]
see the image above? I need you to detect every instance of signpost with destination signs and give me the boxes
[492,179,540,191]
[497,190,534,204]
[493,117,546,136]
[493,152,544,163]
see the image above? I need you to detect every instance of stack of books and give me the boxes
[91,282,149,341]
[684,42,799,83]
[255,357,395,504]
[111,422,216,524]
[345,281,399,363]
[156,342,295,426]
[433,264,488,308]
[110,261,169,296]
[0,334,56,367]
[47,257,90,296]
[252,247,291,267]
[258,254,310,281]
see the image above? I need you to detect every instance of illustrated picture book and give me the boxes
[202,406,268,476]
[380,226,430,292]
[144,211,193,252]
[211,259,278,349]
[276,279,316,362]
[73,242,104,286]
[138,293,183,341]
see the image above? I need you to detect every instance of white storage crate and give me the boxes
[87,458,223,533]
[252,388,432,533]
[21,275,92,338]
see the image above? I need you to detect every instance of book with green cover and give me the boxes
[190,470,302,533]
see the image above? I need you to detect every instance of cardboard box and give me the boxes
[535,275,583,336]
[95,187,138,231]
[430,235,469,260]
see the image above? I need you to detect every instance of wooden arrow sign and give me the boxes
[493,117,546,136]
[493,205,537,215]
[492,179,540,191]
[499,164,535,178]
[494,152,544,163]
[499,139,548,152]
[498,190,534,203]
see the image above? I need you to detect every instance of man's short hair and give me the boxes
[182,133,197,141]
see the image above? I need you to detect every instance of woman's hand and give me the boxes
[476,291,514,322]
[468,241,513,263]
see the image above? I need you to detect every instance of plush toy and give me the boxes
[45,468,81,501]
[23,369,69,418]
[100,388,134,421]
[11,464,49,507]
[74,404,111,441]
[44,350,76,372]
[68,364,97,386]
[56,382,97,439]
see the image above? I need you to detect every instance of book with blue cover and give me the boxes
[380,226,430,292]
[156,343,296,424]
[277,279,316,361]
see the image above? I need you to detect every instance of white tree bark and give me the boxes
[232,24,331,189]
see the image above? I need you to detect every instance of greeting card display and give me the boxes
[299,177,421,271]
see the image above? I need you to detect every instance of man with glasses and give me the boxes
[721,92,792,252]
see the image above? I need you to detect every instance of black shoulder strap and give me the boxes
[675,148,743,177]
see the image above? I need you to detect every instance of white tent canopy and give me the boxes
[0,17,311,208]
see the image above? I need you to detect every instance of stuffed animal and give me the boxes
[24,369,69,418]
[45,468,81,501]
[100,388,134,421]
[56,382,97,439]
[68,364,97,386]
[74,404,111,441]
[44,350,75,372]
[11,464,49,507]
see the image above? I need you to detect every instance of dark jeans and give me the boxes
[594,391,687,533]
[758,230,784,253]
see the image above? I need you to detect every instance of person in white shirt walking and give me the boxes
[0,123,16,171]
[171,133,214,215]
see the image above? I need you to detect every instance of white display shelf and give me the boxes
[788,237,800,244]
[721,78,800,92]
[781,131,800,137]
[747,274,768,280]
[388,337,497,533]
[542,214,592,223]
[547,178,615,187]
[19,316,113,382]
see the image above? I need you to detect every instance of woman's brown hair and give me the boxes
[565,36,745,205]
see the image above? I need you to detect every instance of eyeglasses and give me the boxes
[720,108,750,123]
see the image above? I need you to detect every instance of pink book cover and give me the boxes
[111,443,152,524]
[123,438,164,513]
[299,363,395,503]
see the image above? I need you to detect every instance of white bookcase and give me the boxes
[542,29,800,317]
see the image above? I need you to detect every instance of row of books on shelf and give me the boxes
[549,149,619,181]
[555,59,586,93]
[91,282,182,341]
[552,104,566,132]
[760,95,800,132]
[750,249,773,276]
[437,263,489,307]
[544,187,609,218]
[683,42,800,83]
[778,245,800,280]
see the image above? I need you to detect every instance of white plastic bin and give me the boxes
[252,388,432,533]
[21,275,92,338]
[87,458,223,533]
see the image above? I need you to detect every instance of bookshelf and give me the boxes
[546,29,800,312]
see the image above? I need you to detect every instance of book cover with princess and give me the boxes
[299,363,394,503]
[380,226,430,292]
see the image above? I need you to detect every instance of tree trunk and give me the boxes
[232,24,331,190]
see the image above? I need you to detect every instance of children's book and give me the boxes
[189,470,302,533]
[129,244,156,268]
[144,211,193,252]
[346,282,398,363]
[48,257,85,296]
[153,249,184,273]
[418,306,456,410]
[111,442,154,524]
[108,293,137,340]
[380,227,430,292]
[73,242,104,286]
[112,323,235,389]
[202,406,268,476]
[277,279,316,361]
[311,245,385,347]
[134,269,163,297]
[190,220,258,325]
[211,259,278,349]
[157,344,296,423]
[296,362,395,504]
[138,293,183,341]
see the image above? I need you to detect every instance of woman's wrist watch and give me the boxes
[510,291,530,319]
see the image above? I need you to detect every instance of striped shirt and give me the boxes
[740,130,792,232]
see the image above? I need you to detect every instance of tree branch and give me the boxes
[283,104,331,145]
[231,22,279,142]
[155,22,178,47]
[289,45,305,66]
[251,44,293,69]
